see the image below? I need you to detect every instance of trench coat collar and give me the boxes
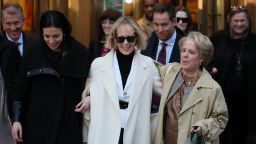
[180,67,214,115]
[99,49,149,114]
[162,63,214,115]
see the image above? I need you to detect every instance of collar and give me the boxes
[142,15,152,25]
[6,32,23,44]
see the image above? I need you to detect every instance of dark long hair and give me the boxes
[175,6,193,34]
[98,9,121,41]
[39,10,72,51]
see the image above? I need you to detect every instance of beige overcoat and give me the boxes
[154,63,228,144]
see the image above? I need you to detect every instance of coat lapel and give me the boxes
[99,50,120,111]
[161,64,180,105]
[126,51,148,119]
[179,69,212,115]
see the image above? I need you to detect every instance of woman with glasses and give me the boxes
[210,6,256,144]
[174,6,192,35]
[89,9,121,60]
[78,16,162,144]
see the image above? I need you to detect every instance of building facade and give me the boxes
[0,0,255,47]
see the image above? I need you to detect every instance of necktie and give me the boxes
[157,43,167,64]
[15,42,22,56]
[16,42,21,46]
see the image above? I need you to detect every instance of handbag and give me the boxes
[190,132,205,144]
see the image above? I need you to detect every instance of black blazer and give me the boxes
[141,27,184,63]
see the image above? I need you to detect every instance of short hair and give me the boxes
[153,2,176,20]
[175,6,192,33]
[106,16,147,50]
[2,3,24,20]
[178,31,214,66]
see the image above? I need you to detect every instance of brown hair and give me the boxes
[153,2,176,21]
[175,6,193,33]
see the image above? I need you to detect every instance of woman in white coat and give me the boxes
[77,16,162,144]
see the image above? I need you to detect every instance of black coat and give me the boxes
[141,27,184,63]
[13,38,90,144]
[89,40,103,60]
[210,30,256,135]
[0,35,20,119]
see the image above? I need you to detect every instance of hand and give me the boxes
[12,122,23,142]
[190,126,202,135]
[75,96,91,113]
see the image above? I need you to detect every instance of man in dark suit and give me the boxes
[142,2,184,64]
[1,3,38,57]
[0,33,20,144]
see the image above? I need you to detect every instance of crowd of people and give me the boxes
[0,1,256,144]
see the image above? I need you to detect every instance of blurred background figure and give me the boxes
[137,0,158,38]
[154,31,228,144]
[11,10,90,144]
[174,6,193,35]
[142,2,184,65]
[210,6,256,144]
[0,33,20,144]
[89,8,121,60]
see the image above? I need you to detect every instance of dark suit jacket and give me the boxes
[141,27,184,63]
[0,34,20,119]
[1,32,39,58]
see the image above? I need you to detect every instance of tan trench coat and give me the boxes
[154,63,228,144]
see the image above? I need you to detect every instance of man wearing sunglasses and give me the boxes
[141,2,184,65]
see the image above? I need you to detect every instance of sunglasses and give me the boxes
[176,17,188,23]
[115,36,136,43]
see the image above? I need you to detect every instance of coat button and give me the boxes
[123,92,127,96]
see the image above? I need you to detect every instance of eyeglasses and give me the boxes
[115,36,136,43]
[176,17,188,23]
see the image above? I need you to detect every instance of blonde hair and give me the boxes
[178,31,214,65]
[105,16,147,50]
